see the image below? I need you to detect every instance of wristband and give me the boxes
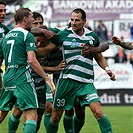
[105,66,110,72]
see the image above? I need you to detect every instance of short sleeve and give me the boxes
[25,32,37,52]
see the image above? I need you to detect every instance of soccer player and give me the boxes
[111,36,133,50]
[7,15,64,133]
[0,1,10,90]
[31,21,110,133]
[0,7,54,133]
[34,8,115,133]
[32,29,66,132]
[30,14,110,133]
[32,11,44,27]
[0,1,9,40]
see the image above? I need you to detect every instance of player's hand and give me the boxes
[31,27,57,40]
[45,77,55,96]
[81,46,98,57]
[55,60,66,71]
[42,29,57,40]
[111,36,121,44]
[106,70,116,81]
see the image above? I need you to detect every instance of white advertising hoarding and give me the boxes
[94,63,133,89]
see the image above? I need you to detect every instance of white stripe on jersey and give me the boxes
[66,55,93,65]
[65,64,94,75]
[61,73,94,83]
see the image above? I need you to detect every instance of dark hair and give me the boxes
[71,8,86,20]
[14,8,31,24]
[98,20,102,23]
[33,12,44,22]
[0,1,6,6]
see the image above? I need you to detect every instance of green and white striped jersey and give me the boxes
[0,27,36,87]
[54,27,100,83]
[0,23,9,40]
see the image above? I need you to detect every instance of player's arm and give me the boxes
[111,36,133,50]
[81,38,109,56]
[36,41,57,57]
[27,50,54,94]
[31,27,57,40]
[93,53,116,81]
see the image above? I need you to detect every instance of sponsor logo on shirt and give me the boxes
[71,42,87,48]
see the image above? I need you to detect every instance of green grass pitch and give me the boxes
[0,106,133,133]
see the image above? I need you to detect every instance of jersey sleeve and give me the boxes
[51,30,65,47]
[89,32,100,47]
[25,32,37,52]
[49,27,60,33]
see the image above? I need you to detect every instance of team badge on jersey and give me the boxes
[30,43,36,47]
[89,40,93,45]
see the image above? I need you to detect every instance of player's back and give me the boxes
[1,27,34,87]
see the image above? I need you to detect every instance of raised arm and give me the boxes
[31,27,57,40]
[36,41,57,57]
[111,36,133,50]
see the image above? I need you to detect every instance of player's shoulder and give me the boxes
[12,28,33,37]
[58,27,72,35]
[49,27,60,33]
[0,23,9,30]
[8,28,34,42]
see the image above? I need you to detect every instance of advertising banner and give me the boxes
[94,63,133,89]
[98,89,133,105]
[23,0,133,21]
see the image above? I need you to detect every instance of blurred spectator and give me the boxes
[95,20,108,42]
[114,46,127,63]
[120,36,124,42]
[126,48,133,65]
[84,20,92,31]
[56,23,61,28]
[122,31,133,65]
[130,25,133,41]
[4,17,14,30]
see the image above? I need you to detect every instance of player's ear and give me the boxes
[23,16,28,22]
[83,19,87,26]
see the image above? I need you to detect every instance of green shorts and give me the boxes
[0,82,38,111]
[46,84,53,102]
[53,78,100,110]
[13,85,46,114]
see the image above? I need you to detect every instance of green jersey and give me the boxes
[0,23,9,73]
[0,27,36,87]
[54,27,100,83]
[0,23,10,40]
